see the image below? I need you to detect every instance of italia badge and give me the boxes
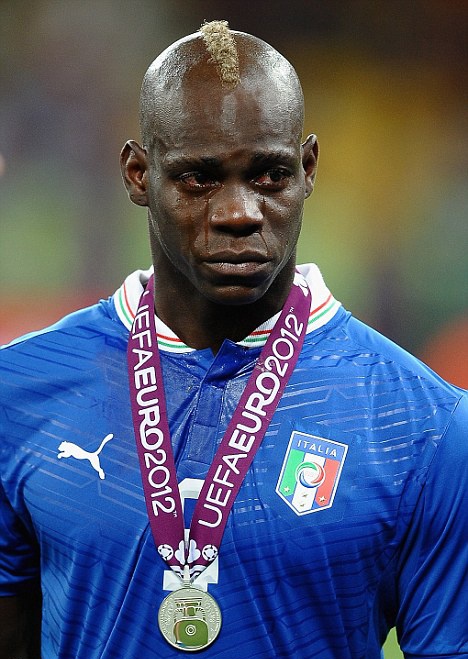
[276,431,348,515]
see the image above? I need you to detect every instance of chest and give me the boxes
[6,346,430,579]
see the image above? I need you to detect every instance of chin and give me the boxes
[202,281,273,307]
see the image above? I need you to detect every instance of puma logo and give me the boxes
[57,434,114,480]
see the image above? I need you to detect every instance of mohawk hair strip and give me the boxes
[200,20,240,88]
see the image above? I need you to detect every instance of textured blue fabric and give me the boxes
[1,293,467,658]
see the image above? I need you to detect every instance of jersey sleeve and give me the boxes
[0,477,40,596]
[396,393,468,658]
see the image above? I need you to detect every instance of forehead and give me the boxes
[151,78,302,162]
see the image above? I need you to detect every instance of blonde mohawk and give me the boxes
[200,20,240,88]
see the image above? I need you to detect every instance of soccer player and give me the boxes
[1,20,467,659]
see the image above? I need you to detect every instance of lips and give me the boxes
[203,250,269,264]
[201,251,271,280]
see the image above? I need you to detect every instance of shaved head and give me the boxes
[139,21,304,148]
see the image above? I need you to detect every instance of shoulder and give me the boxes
[0,295,128,408]
[0,268,152,362]
[351,314,466,480]
[1,295,125,359]
[0,293,129,474]
[314,309,464,400]
[300,308,465,477]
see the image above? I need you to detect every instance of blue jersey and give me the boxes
[1,265,467,658]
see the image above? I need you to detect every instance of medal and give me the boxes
[158,585,222,652]
[128,272,310,650]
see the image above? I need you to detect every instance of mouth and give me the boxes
[204,250,269,264]
[202,252,271,279]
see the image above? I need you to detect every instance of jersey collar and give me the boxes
[113,264,341,353]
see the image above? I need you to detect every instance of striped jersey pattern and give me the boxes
[1,263,467,658]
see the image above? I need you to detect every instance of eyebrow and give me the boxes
[163,155,221,172]
[251,150,297,167]
[162,148,297,173]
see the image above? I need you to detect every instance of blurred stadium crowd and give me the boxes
[1,0,467,388]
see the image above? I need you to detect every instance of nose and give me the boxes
[209,184,263,234]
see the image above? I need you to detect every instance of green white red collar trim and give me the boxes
[113,264,341,353]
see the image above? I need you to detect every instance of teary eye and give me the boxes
[254,168,291,189]
[178,172,218,190]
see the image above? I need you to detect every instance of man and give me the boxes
[0,20,466,659]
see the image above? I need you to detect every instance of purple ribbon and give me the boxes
[128,273,310,582]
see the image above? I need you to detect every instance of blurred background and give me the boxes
[0,2,467,655]
[1,0,467,389]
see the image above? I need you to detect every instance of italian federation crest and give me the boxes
[276,431,348,515]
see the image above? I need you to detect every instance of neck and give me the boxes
[153,268,295,355]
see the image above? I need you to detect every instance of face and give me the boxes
[123,72,318,309]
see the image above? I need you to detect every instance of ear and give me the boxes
[301,134,319,198]
[120,140,148,207]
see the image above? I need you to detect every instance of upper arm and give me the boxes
[0,459,41,657]
[0,477,40,596]
[396,395,468,656]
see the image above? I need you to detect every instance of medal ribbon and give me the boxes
[128,273,310,582]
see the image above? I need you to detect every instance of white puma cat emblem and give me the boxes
[57,434,114,480]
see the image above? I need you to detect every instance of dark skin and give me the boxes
[121,35,318,354]
[1,33,317,657]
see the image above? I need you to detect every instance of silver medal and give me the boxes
[158,586,222,652]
